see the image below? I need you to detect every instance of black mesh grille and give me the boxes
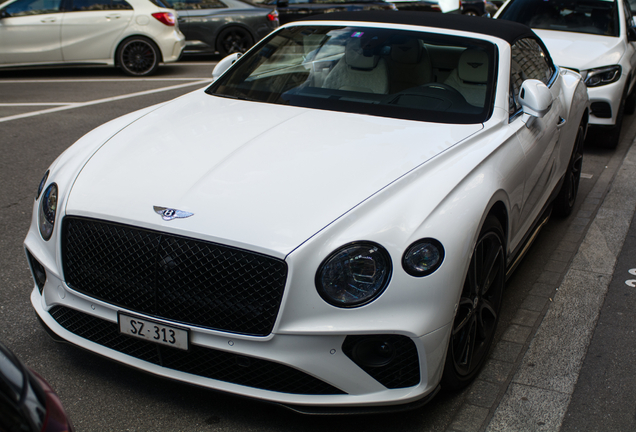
[61,217,287,336]
[342,335,420,389]
[49,306,345,395]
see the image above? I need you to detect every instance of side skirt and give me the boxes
[505,173,565,280]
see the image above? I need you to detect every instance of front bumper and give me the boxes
[27,247,449,409]
[588,78,626,126]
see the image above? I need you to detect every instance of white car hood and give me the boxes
[534,29,624,70]
[66,90,481,257]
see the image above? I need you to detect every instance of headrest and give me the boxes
[458,49,489,83]
[345,38,380,70]
[391,39,421,64]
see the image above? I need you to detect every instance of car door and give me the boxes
[621,0,636,96]
[169,0,228,50]
[60,0,133,61]
[510,38,565,231]
[0,0,63,64]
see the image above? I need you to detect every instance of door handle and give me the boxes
[557,116,566,128]
[105,14,121,20]
[40,17,56,22]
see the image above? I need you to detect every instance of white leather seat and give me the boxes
[322,38,389,94]
[444,48,489,107]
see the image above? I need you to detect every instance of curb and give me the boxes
[444,131,636,432]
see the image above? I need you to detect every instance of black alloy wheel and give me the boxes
[216,27,253,57]
[118,37,160,76]
[602,83,628,149]
[442,217,505,390]
[554,117,586,217]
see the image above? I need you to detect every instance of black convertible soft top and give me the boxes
[297,11,536,45]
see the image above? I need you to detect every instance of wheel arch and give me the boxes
[114,34,164,66]
[215,21,259,40]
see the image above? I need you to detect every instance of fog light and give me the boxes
[351,338,395,368]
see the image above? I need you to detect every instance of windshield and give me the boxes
[207,25,497,124]
[498,0,619,36]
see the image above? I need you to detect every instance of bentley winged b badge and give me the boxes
[153,206,194,221]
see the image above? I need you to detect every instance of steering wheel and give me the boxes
[418,83,465,100]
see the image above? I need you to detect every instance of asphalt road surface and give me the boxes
[1,59,634,431]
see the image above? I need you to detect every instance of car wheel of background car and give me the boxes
[601,84,629,149]
[441,216,505,390]
[553,116,586,217]
[624,87,636,115]
[216,27,254,57]
[117,37,161,77]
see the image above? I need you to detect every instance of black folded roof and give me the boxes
[297,11,536,45]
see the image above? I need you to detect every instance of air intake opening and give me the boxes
[26,249,46,293]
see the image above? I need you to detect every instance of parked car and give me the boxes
[497,0,636,148]
[0,0,185,76]
[25,11,588,411]
[460,0,497,16]
[389,0,441,12]
[0,341,74,432]
[165,0,278,56]
[251,0,397,25]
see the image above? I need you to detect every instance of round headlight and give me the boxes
[38,183,58,241]
[402,238,444,277]
[36,170,49,200]
[316,242,392,308]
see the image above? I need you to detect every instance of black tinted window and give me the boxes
[165,0,226,8]
[509,38,555,115]
[2,0,61,16]
[499,0,619,36]
[68,0,132,10]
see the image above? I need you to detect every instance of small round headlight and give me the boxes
[38,183,58,241]
[316,242,392,308]
[36,170,49,200]
[402,238,444,277]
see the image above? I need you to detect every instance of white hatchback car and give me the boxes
[497,0,636,148]
[0,0,185,75]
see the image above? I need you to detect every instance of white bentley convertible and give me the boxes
[25,12,588,411]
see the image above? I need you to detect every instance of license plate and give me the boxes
[119,313,189,351]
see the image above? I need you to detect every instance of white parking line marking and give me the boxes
[0,103,77,106]
[0,78,212,83]
[0,79,211,123]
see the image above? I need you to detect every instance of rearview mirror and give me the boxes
[212,52,241,80]
[518,79,553,123]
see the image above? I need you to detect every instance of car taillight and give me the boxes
[32,372,74,432]
[151,12,175,26]
[267,9,279,21]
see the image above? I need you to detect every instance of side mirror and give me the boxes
[211,52,241,80]
[628,26,636,42]
[518,79,553,124]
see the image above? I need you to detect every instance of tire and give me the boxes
[625,86,636,115]
[441,216,505,391]
[216,27,254,57]
[117,37,160,77]
[553,117,586,217]
[600,85,628,149]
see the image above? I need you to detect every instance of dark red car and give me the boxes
[0,342,73,432]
